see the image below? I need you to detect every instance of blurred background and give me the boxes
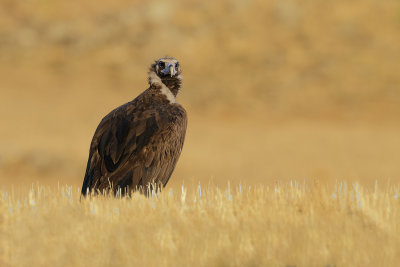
[1,0,399,190]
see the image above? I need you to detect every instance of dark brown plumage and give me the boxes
[81,57,187,196]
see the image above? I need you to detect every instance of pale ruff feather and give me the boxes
[148,71,176,104]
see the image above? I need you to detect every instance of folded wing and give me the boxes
[81,101,187,195]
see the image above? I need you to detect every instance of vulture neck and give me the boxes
[160,76,181,97]
[148,71,182,101]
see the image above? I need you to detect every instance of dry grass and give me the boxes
[2,182,400,266]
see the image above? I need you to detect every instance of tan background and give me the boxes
[1,0,400,189]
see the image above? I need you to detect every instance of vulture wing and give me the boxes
[81,99,187,195]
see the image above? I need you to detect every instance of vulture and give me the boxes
[81,57,187,196]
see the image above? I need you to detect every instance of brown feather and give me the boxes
[82,58,187,196]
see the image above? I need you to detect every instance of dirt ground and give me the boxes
[1,0,399,190]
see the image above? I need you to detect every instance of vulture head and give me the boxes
[153,57,181,77]
[149,57,182,96]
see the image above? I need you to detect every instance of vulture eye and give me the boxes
[175,62,179,70]
[158,61,165,68]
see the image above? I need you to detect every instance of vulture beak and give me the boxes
[161,63,177,77]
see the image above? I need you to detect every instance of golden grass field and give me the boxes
[1,182,400,266]
[1,0,400,265]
